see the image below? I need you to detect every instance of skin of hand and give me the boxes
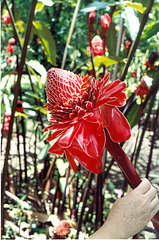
[89,178,159,239]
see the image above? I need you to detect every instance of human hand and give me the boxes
[89,178,159,239]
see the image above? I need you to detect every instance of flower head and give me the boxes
[16,100,25,113]
[87,35,104,57]
[88,10,95,34]
[134,80,150,100]
[2,11,11,25]
[53,221,70,239]
[43,68,131,174]
[3,113,11,133]
[101,13,111,36]
[6,56,14,64]
[6,44,14,54]
[125,39,132,55]
[8,38,16,45]
[131,69,137,77]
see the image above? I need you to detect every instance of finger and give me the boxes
[150,201,159,219]
[145,185,158,200]
[135,178,151,194]
[150,195,159,210]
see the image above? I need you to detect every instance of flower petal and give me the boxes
[100,104,131,142]
[58,124,79,148]
[68,138,103,174]
[48,141,64,155]
[95,80,126,108]
[65,149,78,172]
[75,119,105,159]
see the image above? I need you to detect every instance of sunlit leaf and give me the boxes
[38,0,54,7]
[15,112,28,118]
[32,105,47,114]
[92,55,122,69]
[32,21,56,66]
[15,20,25,33]
[27,60,47,77]
[123,7,139,41]
[124,2,146,14]
[35,2,44,13]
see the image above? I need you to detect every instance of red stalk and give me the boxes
[105,130,159,235]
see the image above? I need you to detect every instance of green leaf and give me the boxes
[37,143,50,160]
[32,21,56,66]
[93,56,122,69]
[81,1,108,12]
[124,2,146,14]
[35,2,44,13]
[15,20,25,33]
[25,92,43,101]
[141,21,159,40]
[27,60,47,77]
[123,7,140,41]
[56,158,66,176]
[32,105,47,114]
[107,22,117,56]
[127,104,140,128]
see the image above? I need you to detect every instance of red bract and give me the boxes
[88,10,95,34]
[87,35,104,57]
[3,113,11,133]
[131,69,137,77]
[16,100,25,113]
[125,39,132,55]
[144,60,155,70]
[6,44,14,54]
[101,13,111,36]
[134,80,150,100]
[2,11,11,25]
[43,68,131,174]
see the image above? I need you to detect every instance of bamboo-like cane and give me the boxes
[105,130,159,236]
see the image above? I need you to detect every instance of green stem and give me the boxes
[120,0,154,81]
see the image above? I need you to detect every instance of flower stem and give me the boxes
[105,130,159,235]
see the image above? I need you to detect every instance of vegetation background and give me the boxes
[1,0,159,239]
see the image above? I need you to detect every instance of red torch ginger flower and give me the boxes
[6,44,14,54]
[2,11,11,25]
[101,13,111,36]
[43,68,131,174]
[87,35,104,57]
[8,38,16,45]
[6,56,13,64]
[134,80,150,100]
[3,113,11,133]
[53,221,70,239]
